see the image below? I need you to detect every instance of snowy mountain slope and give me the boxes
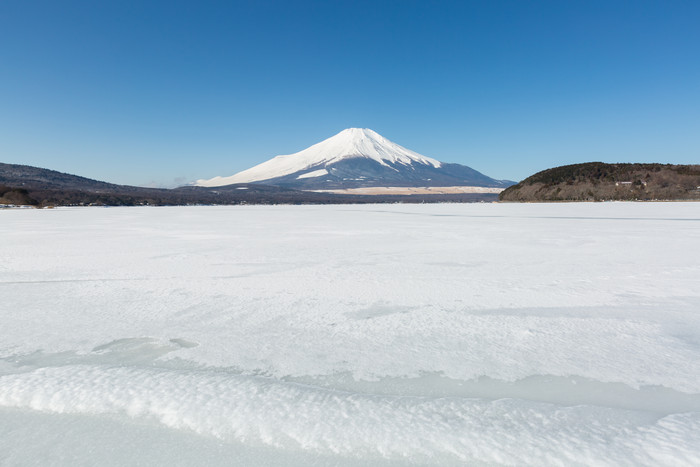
[196,128,513,189]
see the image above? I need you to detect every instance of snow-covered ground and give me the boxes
[1,203,699,466]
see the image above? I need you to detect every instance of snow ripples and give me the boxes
[1,342,699,466]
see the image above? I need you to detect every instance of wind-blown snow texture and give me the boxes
[1,203,700,465]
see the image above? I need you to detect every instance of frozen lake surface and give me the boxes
[1,203,699,465]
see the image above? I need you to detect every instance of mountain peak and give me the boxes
[194,129,511,190]
[337,127,379,138]
[331,128,398,149]
[197,128,442,186]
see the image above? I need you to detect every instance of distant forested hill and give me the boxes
[499,163,700,202]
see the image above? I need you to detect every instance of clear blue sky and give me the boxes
[1,0,699,186]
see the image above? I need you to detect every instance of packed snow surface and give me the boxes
[1,203,700,466]
[196,128,442,186]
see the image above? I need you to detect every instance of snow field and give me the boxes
[1,203,699,465]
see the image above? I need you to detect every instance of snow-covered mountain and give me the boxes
[196,128,512,189]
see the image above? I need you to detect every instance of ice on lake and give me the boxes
[1,203,699,465]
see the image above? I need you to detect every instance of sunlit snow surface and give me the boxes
[1,203,700,466]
